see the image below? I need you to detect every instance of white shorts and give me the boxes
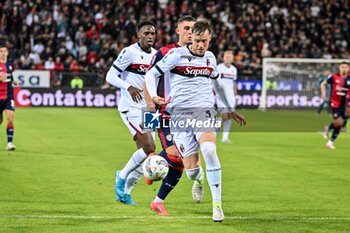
[119,108,155,139]
[171,109,217,158]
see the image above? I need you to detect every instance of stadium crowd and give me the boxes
[0,0,349,85]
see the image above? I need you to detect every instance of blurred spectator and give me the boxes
[86,25,100,42]
[261,43,271,57]
[70,59,81,74]
[70,76,84,89]
[54,57,64,71]
[52,57,64,86]
[44,56,55,70]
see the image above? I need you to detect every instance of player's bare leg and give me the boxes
[150,145,184,216]
[326,117,343,149]
[191,151,205,203]
[182,132,224,222]
[198,132,224,222]
[116,132,155,204]
[5,109,15,151]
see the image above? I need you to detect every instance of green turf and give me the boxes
[0,108,349,233]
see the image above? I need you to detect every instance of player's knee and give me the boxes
[333,119,343,129]
[142,141,156,155]
[166,146,179,157]
[173,164,184,172]
[186,166,200,180]
[171,158,184,172]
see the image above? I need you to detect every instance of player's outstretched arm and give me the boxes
[213,77,246,125]
[212,77,233,110]
[230,111,247,125]
[145,49,178,106]
[105,66,130,90]
[320,79,327,101]
[106,66,143,103]
[145,66,171,106]
[143,81,155,111]
[0,72,6,82]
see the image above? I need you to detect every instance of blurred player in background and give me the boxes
[317,69,331,115]
[0,41,18,151]
[106,20,157,204]
[145,20,246,222]
[321,62,350,149]
[347,84,350,121]
[217,50,237,143]
[144,15,202,216]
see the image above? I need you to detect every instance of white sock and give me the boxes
[222,120,232,141]
[186,166,204,183]
[124,166,143,194]
[119,148,148,179]
[198,166,204,182]
[200,142,222,204]
[153,196,164,203]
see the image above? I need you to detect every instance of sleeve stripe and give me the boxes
[155,65,164,75]
[112,64,123,73]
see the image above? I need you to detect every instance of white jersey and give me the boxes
[153,46,219,110]
[217,63,237,109]
[217,63,237,91]
[111,43,157,112]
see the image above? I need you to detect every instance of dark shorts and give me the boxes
[0,98,15,113]
[157,118,174,150]
[331,107,346,120]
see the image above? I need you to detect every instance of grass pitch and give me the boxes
[0,108,349,233]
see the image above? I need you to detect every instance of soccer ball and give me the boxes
[142,155,169,181]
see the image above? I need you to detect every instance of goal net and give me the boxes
[259,58,350,110]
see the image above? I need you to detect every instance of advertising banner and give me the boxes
[13,70,51,88]
[13,88,321,109]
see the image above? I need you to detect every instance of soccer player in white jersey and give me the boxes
[106,20,157,205]
[144,16,203,216]
[217,50,238,143]
[145,20,246,222]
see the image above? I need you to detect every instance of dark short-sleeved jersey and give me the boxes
[152,43,179,98]
[326,73,350,108]
[150,43,180,114]
[0,63,14,100]
[346,73,350,107]
[150,44,180,149]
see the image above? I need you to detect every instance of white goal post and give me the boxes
[259,58,350,110]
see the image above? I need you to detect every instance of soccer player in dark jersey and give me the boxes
[342,72,350,127]
[321,62,350,149]
[0,41,17,151]
[143,15,199,216]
